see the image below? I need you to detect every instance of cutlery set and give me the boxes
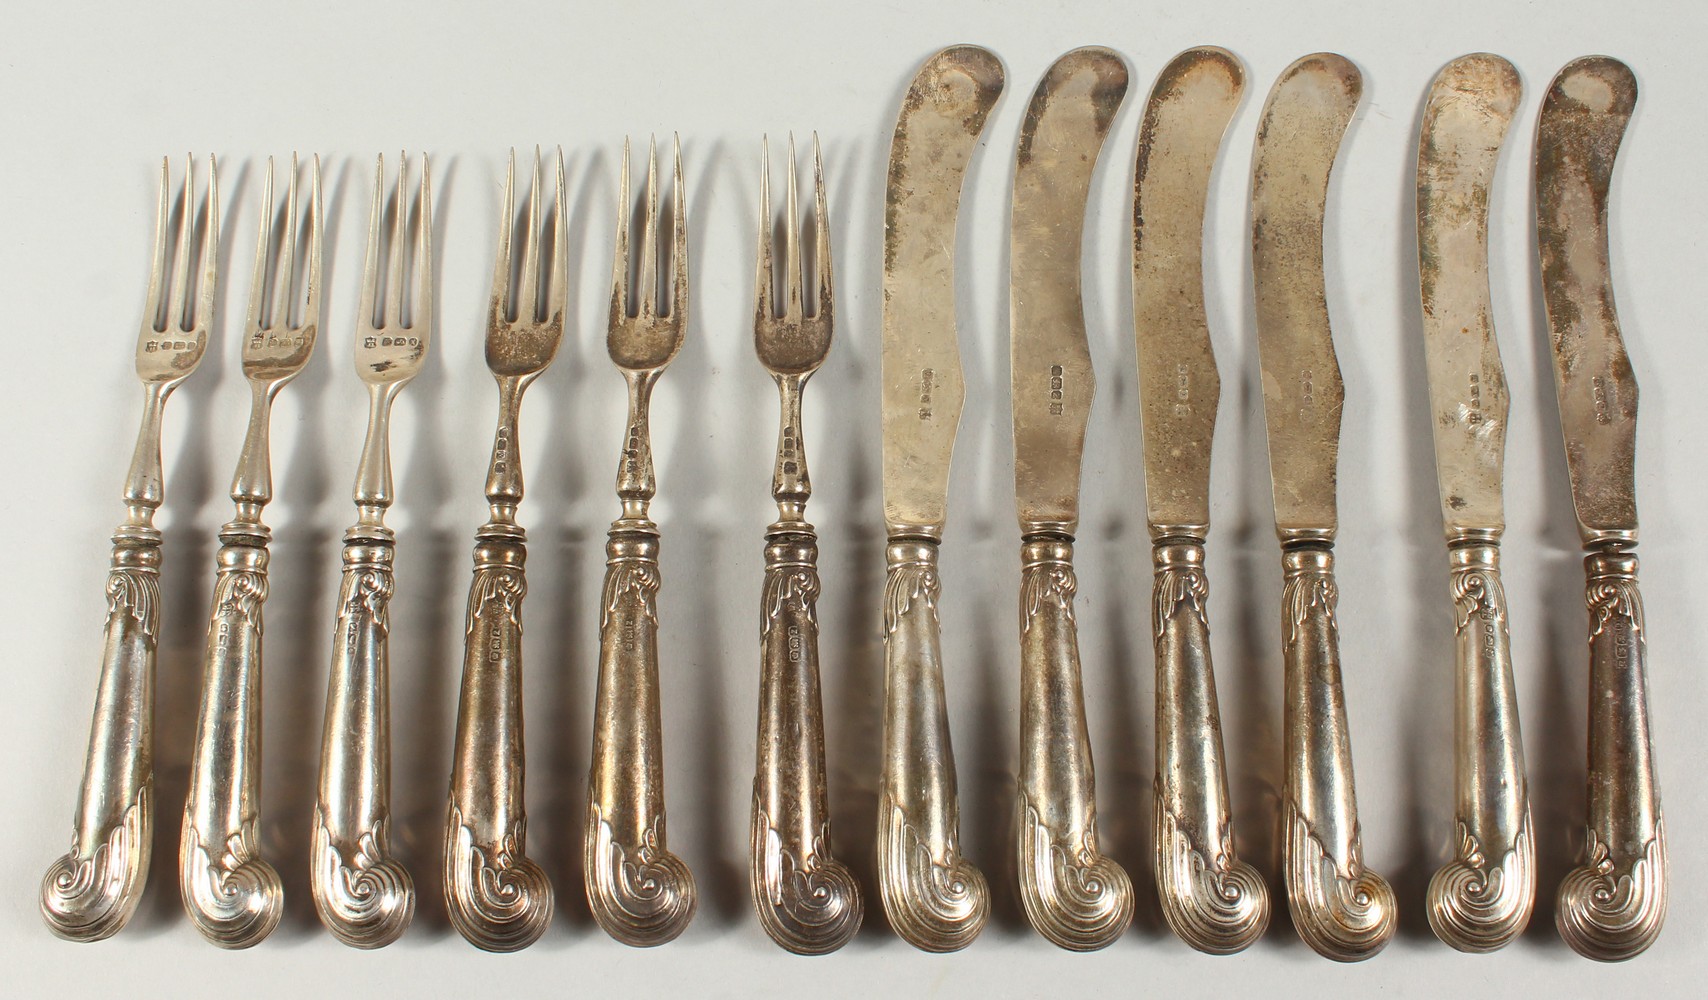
[40,45,1664,963]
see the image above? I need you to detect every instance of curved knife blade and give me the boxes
[1536,56,1639,540]
[1133,46,1244,533]
[1418,54,1521,537]
[1250,53,1361,538]
[881,45,1005,538]
[1011,46,1129,533]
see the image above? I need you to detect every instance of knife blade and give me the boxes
[1009,45,1132,952]
[875,44,1002,954]
[1131,45,1269,955]
[1250,52,1395,962]
[1415,53,1535,954]
[1536,54,1666,963]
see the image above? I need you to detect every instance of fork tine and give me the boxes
[784,133,801,321]
[384,152,407,327]
[609,137,632,325]
[277,152,300,329]
[670,133,687,322]
[755,136,774,325]
[198,155,219,334]
[246,157,274,334]
[638,136,659,318]
[519,146,543,322]
[813,133,832,323]
[144,157,170,332]
[548,147,567,323]
[168,153,197,332]
[416,154,433,335]
[360,154,384,329]
[492,149,516,321]
[303,154,323,330]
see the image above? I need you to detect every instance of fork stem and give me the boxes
[39,382,178,942]
[615,369,660,517]
[311,382,413,948]
[229,381,281,517]
[749,371,861,954]
[351,382,401,528]
[120,381,170,518]
[586,367,696,946]
[445,375,553,952]
[769,374,811,522]
[483,374,533,525]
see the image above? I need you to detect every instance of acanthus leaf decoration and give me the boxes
[761,566,820,639]
[883,558,941,633]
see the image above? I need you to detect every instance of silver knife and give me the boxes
[1414,53,1535,953]
[1249,53,1396,962]
[1536,55,1666,962]
[877,44,1003,953]
[1132,45,1269,955]
[1010,45,1132,953]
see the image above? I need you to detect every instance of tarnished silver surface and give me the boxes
[1536,55,1666,962]
[1010,46,1133,952]
[1250,54,1396,961]
[747,135,862,954]
[181,155,320,948]
[1131,46,1269,955]
[443,149,563,952]
[585,136,697,947]
[41,157,217,942]
[312,154,429,949]
[876,43,1002,954]
[1415,55,1535,953]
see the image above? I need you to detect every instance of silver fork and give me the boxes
[443,148,564,952]
[40,156,218,942]
[311,153,430,948]
[181,154,321,949]
[584,135,697,947]
[748,134,862,954]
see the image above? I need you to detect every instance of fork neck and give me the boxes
[770,372,812,525]
[228,379,285,525]
[120,381,173,531]
[484,373,536,526]
[351,381,403,536]
[614,369,661,521]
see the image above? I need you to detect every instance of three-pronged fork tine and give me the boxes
[587,134,697,948]
[313,153,432,949]
[748,133,861,954]
[446,146,563,953]
[42,156,218,943]
[182,153,321,950]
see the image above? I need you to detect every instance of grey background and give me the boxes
[2,0,1702,994]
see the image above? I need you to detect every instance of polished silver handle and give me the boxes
[1278,545,1395,961]
[180,529,283,949]
[1016,536,1133,951]
[585,522,696,946]
[41,387,170,943]
[878,539,989,952]
[443,529,553,952]
[1428,534,1534,951]
[1557,544,1666,960]
[750,527,860,954]
[311,533,413,948]
[1151,538,1268,953]
[40,532,160,942]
